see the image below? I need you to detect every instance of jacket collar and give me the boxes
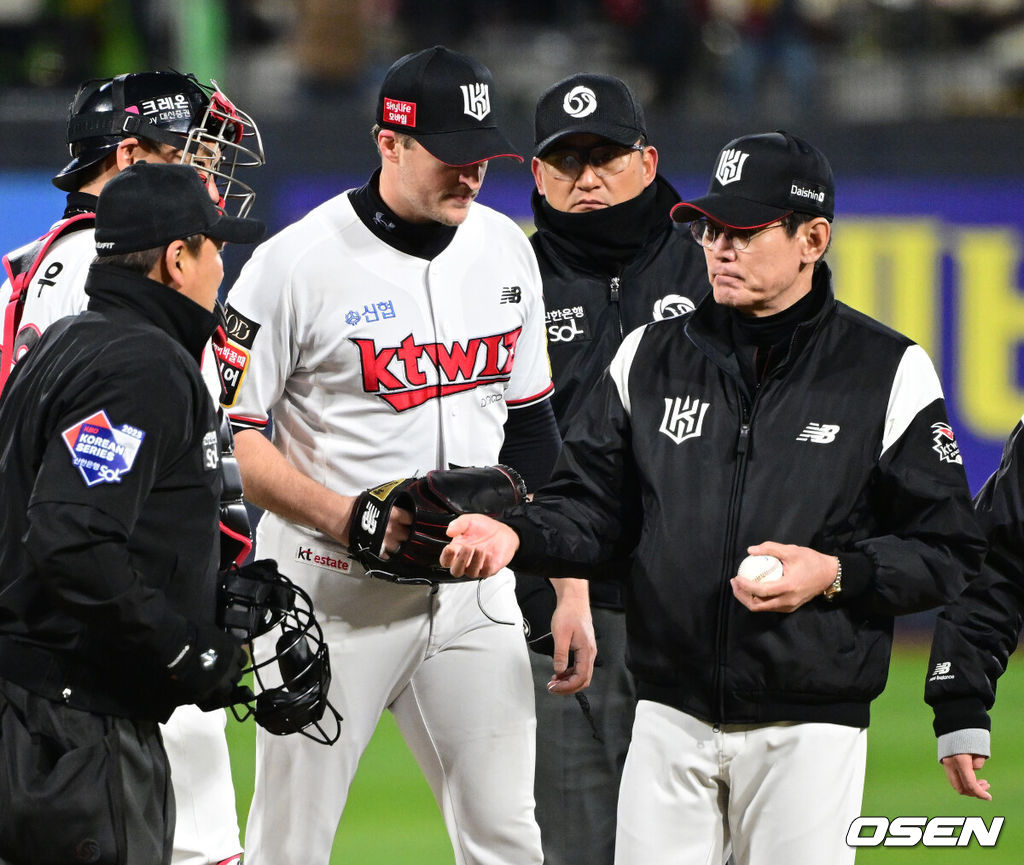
[686,262,836,384]
[84,263,218,363]
[531,173,682,274]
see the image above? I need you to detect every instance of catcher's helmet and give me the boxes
[219,560,342,745]
[54,71,264,216]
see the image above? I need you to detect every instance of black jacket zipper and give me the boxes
[713,382,757,722]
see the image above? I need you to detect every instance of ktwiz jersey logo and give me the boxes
[351,328,522,411]
[659,396,710,444]
[931,422,962,464]
[62,410,145,486]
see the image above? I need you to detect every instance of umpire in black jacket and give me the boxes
[0,162,263,865]
[520,72,709,865]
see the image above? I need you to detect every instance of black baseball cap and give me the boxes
[376,45,521,166]
[670,130,834,228]
[94,162,265,254]
[534,73,647,157]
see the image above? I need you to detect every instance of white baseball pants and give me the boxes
[243,521,542,865]
[616,700,866,865]
[161,705,243,865]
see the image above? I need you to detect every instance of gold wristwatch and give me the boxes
[823,557,843,601]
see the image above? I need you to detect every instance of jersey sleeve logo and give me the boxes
[223,305,261,349]
[214,341,250,408]
[61,410,146,486]
[219,305,261,407]
[930,422,962,464]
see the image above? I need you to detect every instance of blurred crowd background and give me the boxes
[2,2,1024,499]
[2,0,1024,178]
[3,1,1024,119]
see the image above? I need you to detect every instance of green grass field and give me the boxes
[225,635,1024,863]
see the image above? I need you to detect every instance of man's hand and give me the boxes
[440,514,520,577]
[731,541,840,613]
[547,578,596,695]
[166,624,252,709]
[941,753,992,800]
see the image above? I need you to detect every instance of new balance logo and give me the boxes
[500,286,522,304]
[796,422,840,444]
[659,396,710,444]
[360,503,380,534]
[928,661,954,682]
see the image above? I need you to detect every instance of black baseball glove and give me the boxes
[348,464,527,585]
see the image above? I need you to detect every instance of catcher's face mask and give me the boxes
[219,560,342,745]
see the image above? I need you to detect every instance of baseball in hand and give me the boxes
[737,554,783,583]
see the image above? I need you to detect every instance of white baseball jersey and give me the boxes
[1,213,242,865]
[229,188,549,865]
[3,219,222,397]
[224,190,553,527]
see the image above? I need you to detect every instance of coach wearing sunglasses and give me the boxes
[518,73,709,865]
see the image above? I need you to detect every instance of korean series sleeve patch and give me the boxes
[61,410,146,486]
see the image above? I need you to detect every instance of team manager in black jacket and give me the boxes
[522,72,709,865]
[444,132,986,865]
[0,163,264,865]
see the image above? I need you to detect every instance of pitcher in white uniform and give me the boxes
[225,45,593,865]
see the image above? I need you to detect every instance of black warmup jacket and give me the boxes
[530,176,709,606]
[531,176,709,435]
[0,264,223,721]
[509,264,986,728]
[926,419,1024,736]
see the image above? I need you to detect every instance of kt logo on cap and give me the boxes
[460,83,490,120]
[716,149,750,186]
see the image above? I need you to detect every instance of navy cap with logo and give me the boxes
[94,162,265,255]
[376,45,521,166]
[670,130,834,229]
[534,73,647,157]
